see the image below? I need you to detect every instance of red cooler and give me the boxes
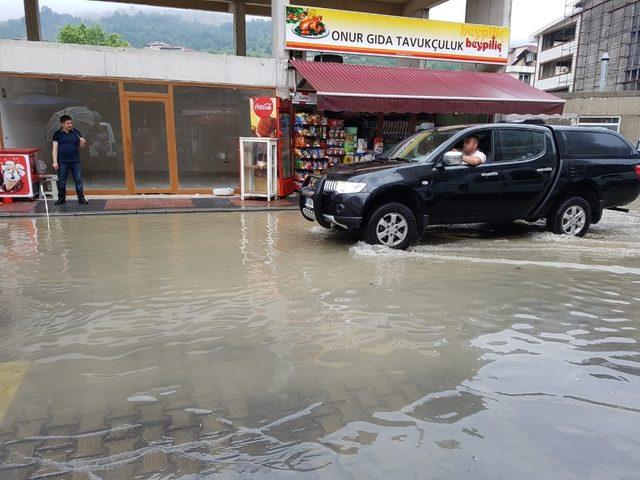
[1,148,41,199]
[276,98,295,197]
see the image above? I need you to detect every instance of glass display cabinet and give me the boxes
[239,137,278,201]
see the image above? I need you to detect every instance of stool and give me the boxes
[39,174,58,199]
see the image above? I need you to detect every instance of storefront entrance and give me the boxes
[0,75,277,194]
[122,93,177,193]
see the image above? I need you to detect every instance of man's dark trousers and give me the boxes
[58,162,84,198]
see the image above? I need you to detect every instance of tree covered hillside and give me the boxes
[0,6,272,57]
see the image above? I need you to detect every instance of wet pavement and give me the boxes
[0,203,639,479]
[0,196,298,217]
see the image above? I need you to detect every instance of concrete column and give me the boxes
[465,0,512,72]
[271,0,290,97]
[232,0,247,57]
[23,0,42,41]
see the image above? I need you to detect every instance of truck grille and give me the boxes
[324,179,339,192]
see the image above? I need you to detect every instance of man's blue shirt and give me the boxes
[53,128,82,163]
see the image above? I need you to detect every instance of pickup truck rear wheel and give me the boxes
[364,202,418,250]
[548,196,591,237]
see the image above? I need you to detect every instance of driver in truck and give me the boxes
[459,135,486,166]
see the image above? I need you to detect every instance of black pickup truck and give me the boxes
[300,124,640,250]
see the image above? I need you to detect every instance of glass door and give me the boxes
[125,98,174,192]
[240,137,278,200]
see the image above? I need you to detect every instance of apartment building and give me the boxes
[533,0,640,143]
[506,44,537,86]
[533,13,580,93]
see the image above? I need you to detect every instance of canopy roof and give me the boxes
[291,60,565,115]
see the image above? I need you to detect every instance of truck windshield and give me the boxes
[389,129,458,162]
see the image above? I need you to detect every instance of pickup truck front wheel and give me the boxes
[548,196,592,237]
[364,202,418,250]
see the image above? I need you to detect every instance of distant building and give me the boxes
[506,44,537,85]
[530,0,640,143]
[145,41,194,52]
[533,12,580,93]
[572,0,639,92]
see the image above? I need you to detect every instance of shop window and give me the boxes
[577,116,620,133]
[172,85,275,189]
[0,75,125,190]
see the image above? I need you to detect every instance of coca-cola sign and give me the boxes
[252,97,275,119]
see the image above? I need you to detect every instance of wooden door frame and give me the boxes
[119,87,179,193]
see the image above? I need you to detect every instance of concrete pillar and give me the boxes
[271,0,290,97]
[23,0,42,41]
[465,0,511,28]
[232,0,247,57]
[465,0,512,71]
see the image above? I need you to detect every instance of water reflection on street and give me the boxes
[0,205,639,479]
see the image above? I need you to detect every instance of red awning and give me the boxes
[291,60,565,115]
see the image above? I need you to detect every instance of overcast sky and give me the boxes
[1,0,567,46]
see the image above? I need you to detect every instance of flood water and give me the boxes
[1,204,639,479]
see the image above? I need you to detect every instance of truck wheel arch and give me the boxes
[564,180,602,224]
[363,186,424,227]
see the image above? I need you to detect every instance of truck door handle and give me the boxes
[480,171,499,177]
[536,167,553,173]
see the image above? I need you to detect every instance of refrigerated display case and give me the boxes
[0,148,41,199]
[248,96,294,198]
[239,137,278,201]
[277,98,294,197]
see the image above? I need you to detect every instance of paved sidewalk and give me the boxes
[0,195,299,218]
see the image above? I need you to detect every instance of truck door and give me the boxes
[428,129,505,223]
[493,128,557,217]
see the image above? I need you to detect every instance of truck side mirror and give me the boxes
[636,139,640,151]
[443,150,464,166]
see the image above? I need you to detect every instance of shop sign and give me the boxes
[292,92,317,105]
[285,5,510,65]
[250,97,278,138]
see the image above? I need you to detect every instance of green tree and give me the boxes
[57,23,129,47]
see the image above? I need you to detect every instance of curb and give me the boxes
[0,205,299,219]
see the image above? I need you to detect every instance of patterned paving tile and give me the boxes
[34,200,107,214]
[191,197,233,209]
[0,195,298,218]
[106,199,194,210]
[0,200,38,213]
[230,197,297,208]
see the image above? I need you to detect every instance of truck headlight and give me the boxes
[333,181,366,194]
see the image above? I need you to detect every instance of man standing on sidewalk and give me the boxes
[52,115,88,205]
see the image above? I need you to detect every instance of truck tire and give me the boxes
[364,202,418,250]
[547,196,591,237]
